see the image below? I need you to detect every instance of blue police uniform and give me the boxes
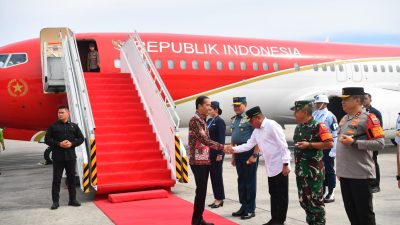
[313,107,338,201]
[231,97,258,217]
[396,113,400,145]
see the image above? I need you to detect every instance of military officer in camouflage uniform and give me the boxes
[230,97,258,220]
[292,100,334,225]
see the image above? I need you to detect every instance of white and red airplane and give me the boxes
[1,31,400,142]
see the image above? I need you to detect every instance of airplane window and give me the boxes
[273,62,279,71]
[262,62,268,71]
[313,64,318,71]
[192,60,199,70]
[0,54,9,68]
[6,53,27,67]
[204,60,211,70]
[294,62,300,71]
[330,64,335,72]
[228,61,235,70]
[155,59,162,69]
[388,65,393,72]
[252,62,258,71]
[354,64,359,72]
[381,65,385,72]
[168,60,174,69]
[363,65,368,72]
[321,64,327,71]
[240,62,246,71]
[180,60,187,70]
[373,65,377,72]
[396,65,400,73]
[217,61,223,70]
[338,64,344,72]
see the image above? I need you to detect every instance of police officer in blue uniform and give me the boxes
[230,97,258,220]
[312,94,338,203]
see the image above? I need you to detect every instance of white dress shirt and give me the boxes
[233,117,291,177]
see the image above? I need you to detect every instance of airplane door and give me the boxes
[336,63,347,82]
[346,63,363,82]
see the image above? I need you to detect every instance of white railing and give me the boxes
[60,31,96,191]
[120,32,185,180]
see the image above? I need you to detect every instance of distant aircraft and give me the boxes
[1,30,399,142]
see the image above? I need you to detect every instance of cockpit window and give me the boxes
[0,54,9,68]
[0,53,28,68]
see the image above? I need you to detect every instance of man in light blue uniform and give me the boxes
[230,97,258,220]
[312,94,338,203]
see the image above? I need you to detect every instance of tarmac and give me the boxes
[0,126,399,225]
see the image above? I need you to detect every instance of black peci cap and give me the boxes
[246,106,262,119]
[233,97,246,105]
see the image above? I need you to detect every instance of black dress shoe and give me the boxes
[263,219,285,225]
[50,202,59,210]
[241,212,255,220]
[207,202,216,207]
[210,200,223,208]
[200,220,214,225]
[68,200,81,207]
[232,209,244,217]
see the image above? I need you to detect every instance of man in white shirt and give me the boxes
[226,106,291,225]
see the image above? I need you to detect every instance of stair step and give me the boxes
[85,78,132,85]
[85,73,130,79]
[97,169,172,184]
[87,83,133,90]
[94,116,149,126]
[96,179,175,194]
[91,102,143,111]
[96,131,156,142]
[96,150,163,162]
[92,109,147,119]
[89,95,141,103]
[95,124,153,133]
[97,159,167,173]
[87,89,137,96]
[96,141,160,152]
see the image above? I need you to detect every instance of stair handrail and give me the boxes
[120,32,182,179]
[59,30,96,192]
[132,32,180,129]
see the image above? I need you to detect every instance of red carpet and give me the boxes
[108,189,169,203]
[85,73,175,194]
[95,193,238,225]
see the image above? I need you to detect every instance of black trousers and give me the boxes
[52,160,77,203]
[340,178,375,225]
[235,150,258,214]
[268,172,289,223]
[209,151,225,200]
[323,149,336,190]
[191,165,210,225]
[370,151,380,188]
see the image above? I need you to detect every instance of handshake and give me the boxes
[223,145,235,154]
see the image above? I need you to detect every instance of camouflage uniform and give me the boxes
[293,118,332,225]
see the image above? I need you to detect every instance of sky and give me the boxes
[1,0,400,47]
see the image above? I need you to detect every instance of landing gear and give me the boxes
[44,147,53,164]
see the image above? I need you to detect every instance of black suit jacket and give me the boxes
[45,120,84,162]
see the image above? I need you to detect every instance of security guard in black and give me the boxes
[45,106,84,209]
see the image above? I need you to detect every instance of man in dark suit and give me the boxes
[45,105,84,210]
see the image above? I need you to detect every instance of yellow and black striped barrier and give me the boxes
[83,163,90,193]
[90,139,98,187]
[175,135,188,183]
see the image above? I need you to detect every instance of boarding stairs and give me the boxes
[40,28,188,195]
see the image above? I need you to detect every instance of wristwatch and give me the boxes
[283,163,289,166]
[396,175,400,181]
[252,153,259,158]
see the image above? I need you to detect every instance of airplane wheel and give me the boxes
[44,147,53,164]
[391,139,398,146]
